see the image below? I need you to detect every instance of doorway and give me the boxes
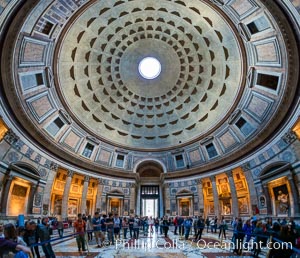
[141,185,159,218]
[142,199,158,217]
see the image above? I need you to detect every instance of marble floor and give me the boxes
[40,227,267,258]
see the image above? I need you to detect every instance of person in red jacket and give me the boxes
[73,214,86,253]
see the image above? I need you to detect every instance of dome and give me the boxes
[0,0,298,177]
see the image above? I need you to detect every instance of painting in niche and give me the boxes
[111,200,119,214]
[222,200,231,215]
[181,201,189,216]
[8,184,28,216]
[207,187,213,196]
[235,180,246,191]
[238,197,249,214]
[273,184,289,215]
[68,199,78,216]
[54,196,62,215]
[208,202,214,214]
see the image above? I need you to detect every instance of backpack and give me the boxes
[14,251,28,258]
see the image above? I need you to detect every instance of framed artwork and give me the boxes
[54,196,62,215]
[181,201,189,216]
[208,201,214,214]
[55,180,64,190]
[219,184,229,194]
[238,197,249,214]
[235,180,246,191]
[87,188,93,195]
[71,184,79,193]
[68,199,78,216]
[218,177,228,184]
[273,184,289,215]
[207,187,213,196]
[222,200,231,215]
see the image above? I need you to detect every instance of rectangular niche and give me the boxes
[252,37,281,67]
[19,36,51,67]
[244,91,274,123]
[59,127,84,152]
[227,0,259,20]
[96,147,113,166]
[19,70,47,93]
[255,70,282,94]
[216,128,240,152]
[26,91,56,123]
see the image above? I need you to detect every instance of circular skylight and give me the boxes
[138,57,161,79]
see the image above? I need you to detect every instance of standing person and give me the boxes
[122,217,129,239]
[205,217,210,233]
[162,216,170,238]
[86,215,93,243]
[173,216,178,235]
[252,221,264,258]
[92,212,102,248]
[133,216,140,239]
[24,220,40,258]
[183,217,192,240]
[106,213,114,245]
[57,221,64,238]
[100,214,107,244]
[213,216,218,233]
[149,216,154,234]
[37,217,56,258]
[219,216,227,239]
[195,216,204,241]
[73,213,86,253]
[177,216,184,237]
[154,217,159,233]
[128,215,134,238]
[113,214,121,240]
[242,219,252,249]
[233,218,244,255]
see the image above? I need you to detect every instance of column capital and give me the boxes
[209,175,216,183]
[4,129,19,145]
[97,178,105,185]
[129,182,136,188]
[49,162,58,171]
[196,178,203,185]
[241,163,251,172]
[67,170,74,177]
[84,175,90,182]
[225,170,234,178]
[282,130,297,144]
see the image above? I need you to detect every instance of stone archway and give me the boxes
[135,160,164,217]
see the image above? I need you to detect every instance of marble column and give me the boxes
[210,176,220,217]
[287,174,300,216]
[61,170,73,220]
[27,183,38,214]
[243,169,256,207]
[226,171,239,217]
[159,184,164,218]
[136,183,142,216]
[129,183,136,215]
[81,176,90,214]
[0,174,13,214]
[42,165,57,216]
[262,183,272,215]
[196,179,204,214]
[95,178,104,212]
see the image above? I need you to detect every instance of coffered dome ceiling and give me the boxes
[57,0,243,149]
[1,0,299,175]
